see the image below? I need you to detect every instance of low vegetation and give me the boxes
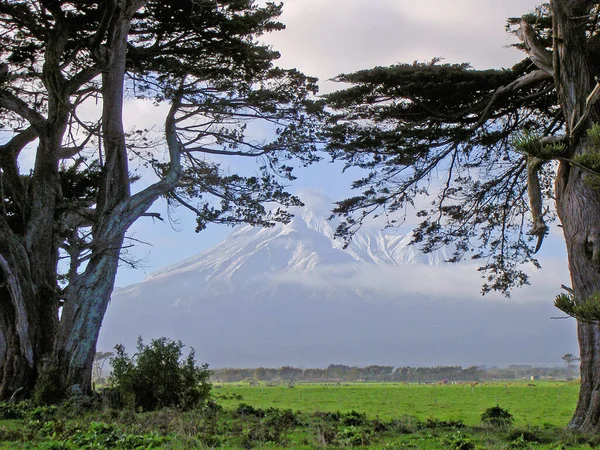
[109,337,211,412]
[0,340,582,448]
[0,379,588,449]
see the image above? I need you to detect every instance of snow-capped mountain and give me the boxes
[98,191,577,368]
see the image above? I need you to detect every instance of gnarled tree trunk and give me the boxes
[552,0,600,433]
[556,160,600,431]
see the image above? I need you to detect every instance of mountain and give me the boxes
[98,191,577,368]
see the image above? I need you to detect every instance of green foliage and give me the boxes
[555,292,600,322]
[0,384,590,449]
[422,418,466,429]
[511,130,543,156]
[67,421,165,449]
[443,430,476,450]
[342,410,368,426]
[480,405,514,428]
[511,130,565,160]
[567,123,600,188]
[587,122,600,149]
[109,337,211,412]
[325,57,560,295]
[506,429,541,445]
[0,401,33,420]
[338,425,373,446]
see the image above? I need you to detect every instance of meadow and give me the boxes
[214,380,580,427]
[0,380,592,449]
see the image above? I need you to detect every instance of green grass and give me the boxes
[214,380,579,427]
[0,381,590,449]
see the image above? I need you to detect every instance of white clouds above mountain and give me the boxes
[103,191,577,368]
[272,258,570,306]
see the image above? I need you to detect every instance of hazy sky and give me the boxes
[116,0,563,295]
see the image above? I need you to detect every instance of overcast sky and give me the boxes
[116,0,565,297]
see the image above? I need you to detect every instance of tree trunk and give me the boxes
[551,0,600,432]
[0,226,57,400]
[34,0,145,401]
[556,159,600,431]
[0,286,34,399]
[44,238,124,397]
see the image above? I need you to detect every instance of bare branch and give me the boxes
[516,19,554,74]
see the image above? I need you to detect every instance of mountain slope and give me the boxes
[99,191,576,367]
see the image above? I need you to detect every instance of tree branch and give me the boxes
[472,70,552,131]
[0,90,46,130]
[516,19,554,75]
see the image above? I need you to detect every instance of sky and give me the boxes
[115,0,562,293]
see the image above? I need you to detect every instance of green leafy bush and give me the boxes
[338,425,373,446]
[443,430,476,450]
[480,405,514,428]
[109,337,211,411]
[342,410,367,426]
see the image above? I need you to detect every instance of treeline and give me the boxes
[212,364,573,383]
[212,364,485,383]
[485,365,572,381]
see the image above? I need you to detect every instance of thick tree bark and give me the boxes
[0,220,56,400]
[556,161,600,431]
[35,0,149,400]
[552,0,600,433]
[49,237,125,396]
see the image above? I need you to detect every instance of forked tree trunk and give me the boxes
[48,235,125,397]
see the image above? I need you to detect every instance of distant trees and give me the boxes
[211,364,578,383]
[562,353,580,380]
[211,365,487,383]
[92,352,113,384]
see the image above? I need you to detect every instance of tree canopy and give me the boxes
[325,6,560,295]
[0,0,321,401]
[325,0,600,432]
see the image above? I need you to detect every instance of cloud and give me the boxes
[271,256,570,305]
[262,0,541,86]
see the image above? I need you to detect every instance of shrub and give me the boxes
[109,337,211,411]
[443,430,476,450]
[480,405,514,428]
[233,403,266,418]
[338,425,373,447]
[0,401,32,419]
[342,410,367,426]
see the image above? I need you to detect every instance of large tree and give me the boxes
[325,1,600,432]
[0,0,320,402]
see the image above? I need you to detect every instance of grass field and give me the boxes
[215,380,580,427]
[0,380,592,449]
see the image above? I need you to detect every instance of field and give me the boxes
[0,380,593,449]
[215,380,580,427]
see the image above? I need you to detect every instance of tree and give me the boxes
[110,337,211,411]
[0,0,320,402]
[562,353,580,380]
[92,351,113,383]
[325,1,600,432]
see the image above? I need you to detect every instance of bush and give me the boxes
[480,405,514,428]
[109,337,211,411]
[342,410,367,426]
[443,430,476,450]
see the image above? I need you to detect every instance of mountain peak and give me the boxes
[100,189,576,369]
